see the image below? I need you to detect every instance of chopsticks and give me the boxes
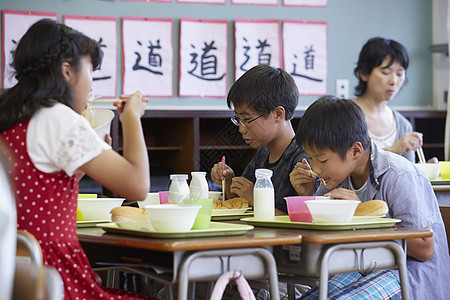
[221,156,226,200]
[417,147,426,164]
[88,99,122,103]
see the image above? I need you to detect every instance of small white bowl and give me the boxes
[144,204,201,232]
[414,163,440,180]
[305,199,360,223]
[208,191,222,200]
[137,192,160,208]
[89,109,114,139]
[77,198,124,221]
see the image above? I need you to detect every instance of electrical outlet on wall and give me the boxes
[336,79,349,99]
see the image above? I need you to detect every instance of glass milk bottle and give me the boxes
[168,174,190,204]
[253,168,275,220]
[190,171,209,199]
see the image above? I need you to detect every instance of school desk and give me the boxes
[77,224,431,300]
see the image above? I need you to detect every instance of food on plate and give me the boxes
[213,197,249,209]
[354,200,388,216]
[110,206,150,222]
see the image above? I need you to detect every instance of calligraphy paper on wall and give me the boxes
[122,0,171,2]
[179,18,228,98]
[232,0,278,5]
[122,17,173,97]
[283,0,327,7]
[2,10,57,89]
[177,0,225,4]
[282,20,327,96]
[64,15,117,98]
[234,19,280,81]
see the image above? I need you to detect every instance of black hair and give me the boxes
[0,18,103,133]
[354,37,409,97]
[296,96,371,160]
[227,64,299,120]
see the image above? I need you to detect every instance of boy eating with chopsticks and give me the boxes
[210,64,307,215]
[292,96,449,299]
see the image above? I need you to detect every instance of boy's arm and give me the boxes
[406,226,434,261]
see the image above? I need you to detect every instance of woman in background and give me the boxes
[353,37,437,163]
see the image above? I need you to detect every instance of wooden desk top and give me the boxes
[432,184,450,192]
[78,225,432,252]
[77,226,302,252]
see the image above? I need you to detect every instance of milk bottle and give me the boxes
[253,168,275,220]
[168,174,190,204]
[189,171,209,199]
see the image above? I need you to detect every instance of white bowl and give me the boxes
[208,191,222,200]
[137,193,160,208]
[305,199,360,223]
[77,198,124,221]
[144,204,201,232]
[89,109,114,139]
[414,163,440,180]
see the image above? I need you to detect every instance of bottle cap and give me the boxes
[255,168,273,178]
[170,174,188,181]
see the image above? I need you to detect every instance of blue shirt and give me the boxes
[316,142,450,299]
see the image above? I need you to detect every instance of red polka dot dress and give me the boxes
[2,121,155,300]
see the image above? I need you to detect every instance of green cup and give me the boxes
[183,198,213,229]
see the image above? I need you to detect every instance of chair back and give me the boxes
[0,144,16,300]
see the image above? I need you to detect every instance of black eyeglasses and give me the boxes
[230,114,264,128]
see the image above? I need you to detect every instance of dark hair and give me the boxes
[227,64,299,120]
[296,96,371,160]
[354,37,409,97]
[0,18,102,132]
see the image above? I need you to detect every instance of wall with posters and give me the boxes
[0,0,432,110]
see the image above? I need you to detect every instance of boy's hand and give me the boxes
[325,188,360,201]
[211,161,235,186]
[230,177,254,206]
[289,159,316,196]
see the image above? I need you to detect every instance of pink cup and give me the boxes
[285,196,314,223]
[159,191,169,204]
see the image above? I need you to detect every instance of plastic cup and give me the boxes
[285,196,314,223]
[159,191,169,204]
[183,198,213,229]
[439,161,450,179]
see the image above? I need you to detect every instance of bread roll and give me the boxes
[110,206,150,222]
[212,197,249,209]
[354,200,388,216]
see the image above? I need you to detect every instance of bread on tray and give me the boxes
[110,206,150,222]
[354,200,388,216]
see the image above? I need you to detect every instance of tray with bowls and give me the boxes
[241,215,400,231]
[97,221,254,238]
[211,210,254,221]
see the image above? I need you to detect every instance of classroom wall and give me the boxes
[0,0,432,110]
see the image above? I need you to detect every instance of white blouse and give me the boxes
[27,103,111,176]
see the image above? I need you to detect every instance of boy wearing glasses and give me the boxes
[211,64,306,214]
[293,96,449,299]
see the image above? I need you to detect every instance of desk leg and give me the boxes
[177,248,280,300]
[317,241,409,300]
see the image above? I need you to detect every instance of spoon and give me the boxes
[304,159,326,185]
